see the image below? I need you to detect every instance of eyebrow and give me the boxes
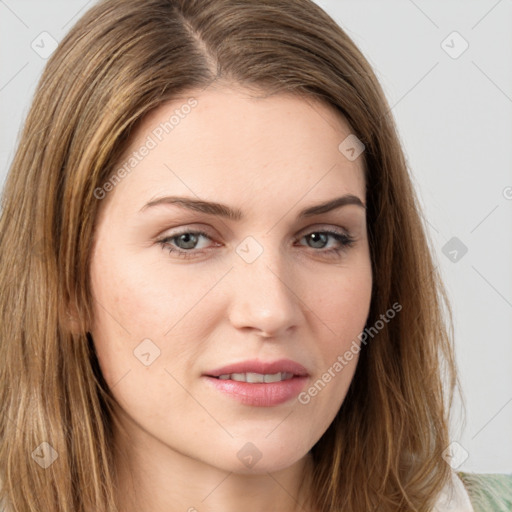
[139,194,366,220]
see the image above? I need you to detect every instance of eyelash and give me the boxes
[157,228,356,260]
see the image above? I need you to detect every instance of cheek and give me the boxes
[90,240,231,328]
[311,257,372,340]
[296,260,371,418]
[88,245,225,388]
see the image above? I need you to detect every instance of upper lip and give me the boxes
[205,359,309,377]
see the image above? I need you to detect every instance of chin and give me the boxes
[213,436,312,475]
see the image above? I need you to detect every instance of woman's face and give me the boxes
[89,85,372,475]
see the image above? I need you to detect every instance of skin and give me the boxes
[88,83,372,512]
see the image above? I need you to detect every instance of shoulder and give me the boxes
[433,470,475,511]
[457,471,512,512]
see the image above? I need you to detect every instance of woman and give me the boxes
[0,0,510,510]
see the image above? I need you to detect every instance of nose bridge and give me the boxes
[228,234,300,336]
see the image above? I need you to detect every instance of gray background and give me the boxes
[1,0,511,473]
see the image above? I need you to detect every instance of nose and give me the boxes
[227,244,302,338]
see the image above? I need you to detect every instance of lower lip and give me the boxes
[203,375,309,407]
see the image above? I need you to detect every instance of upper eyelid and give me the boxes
[159,223,352,239]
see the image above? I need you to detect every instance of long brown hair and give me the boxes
[0,0,459,510]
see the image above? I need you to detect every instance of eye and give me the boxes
[158,230,214,259]
[157,227,356,260]
[296,229,355,258]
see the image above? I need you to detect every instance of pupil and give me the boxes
[178,233,197,249]
[309,233,327,248]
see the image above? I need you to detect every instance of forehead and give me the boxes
[106,86,366,215]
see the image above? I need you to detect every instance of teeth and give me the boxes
[266,372,296,382]
[246,372,264,383]
[216,372,294,383]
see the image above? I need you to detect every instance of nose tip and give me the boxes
[227,252,301,338]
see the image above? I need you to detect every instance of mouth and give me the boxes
[205,358,309,379]
[213,371,295,383]
[203,359,309,407]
